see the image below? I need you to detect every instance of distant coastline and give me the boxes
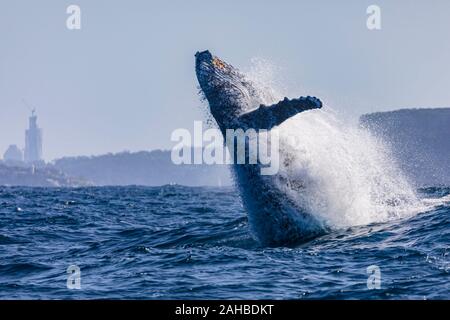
[0,162,90,187]
[0,148,232,187]
[1,108,448,187]
[360,107,450,186]
[52,149,232,187]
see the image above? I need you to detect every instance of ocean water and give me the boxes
[0,185,448,300]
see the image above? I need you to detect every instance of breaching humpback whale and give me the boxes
[195,50,325,246]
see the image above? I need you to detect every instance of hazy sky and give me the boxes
[1,0,449,160]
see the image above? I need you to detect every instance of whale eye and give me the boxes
[212,58,226,70]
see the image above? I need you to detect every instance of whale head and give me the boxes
[196,50,323,133]
[195,50,257,130]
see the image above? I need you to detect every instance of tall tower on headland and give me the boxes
[24,109,43,164]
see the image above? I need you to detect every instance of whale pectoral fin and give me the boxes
[239,96,322,130]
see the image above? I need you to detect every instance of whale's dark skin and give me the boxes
[195,50,325,246]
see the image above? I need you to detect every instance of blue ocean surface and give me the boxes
[0,186,448,299]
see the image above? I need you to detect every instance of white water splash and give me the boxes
[245,58,422,229]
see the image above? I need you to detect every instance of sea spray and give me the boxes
[245,58,420,229]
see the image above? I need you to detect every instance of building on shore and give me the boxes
[3,145,24,166]
[24,110,44,165]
